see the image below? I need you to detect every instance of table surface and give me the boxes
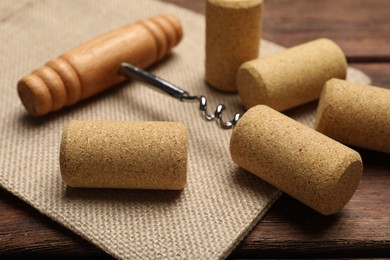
[1,0,389,258]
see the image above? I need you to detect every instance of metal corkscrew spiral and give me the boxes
[120,63,241,129]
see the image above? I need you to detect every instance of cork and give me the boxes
[17,14,183,116]
[60,120,188,190]
[236,38,347,111]
[315,79,390,154]
[205,0,263,92]
[230,105,362,215]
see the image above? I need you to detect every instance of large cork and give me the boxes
[17,14,183,116]
[236,38,347,111]
[230,105,362,215]
[315,79,390,154]
[60,120,188,190]
[205,0,263,92]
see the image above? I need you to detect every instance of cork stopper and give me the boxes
[230,105,362,215]
[60,120,188,190]
[206,0,263,92]
[236,38,347,111]
[17,14,183,116]
[315,79,390,154]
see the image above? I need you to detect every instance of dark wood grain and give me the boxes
[1,0,390,258]
[262,0,390,57]
[350,63,390,87]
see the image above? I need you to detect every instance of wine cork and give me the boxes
[206,0,263,92]
[230,105,362,215]
[315,79,390,154]
[18,14,183,116]
[236,38,347,111]
[60,120,188,190]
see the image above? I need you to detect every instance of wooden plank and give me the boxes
[351,63,390,87]
[262,0,390,57]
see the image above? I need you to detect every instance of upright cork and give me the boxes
[230,105,362,215]
[206,0,263,92]
[236,38,347,111]
[60,120,188,190]
[315,79,390,154]
[17,14,183,116]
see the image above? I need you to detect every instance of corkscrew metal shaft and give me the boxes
[120,63,241,129]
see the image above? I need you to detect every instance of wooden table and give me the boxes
[1,0,389,258]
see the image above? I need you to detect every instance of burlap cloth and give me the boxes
[0,0,370,259]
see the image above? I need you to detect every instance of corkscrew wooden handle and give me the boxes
[17,14,183,116]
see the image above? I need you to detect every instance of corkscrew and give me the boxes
[120,63,241,129]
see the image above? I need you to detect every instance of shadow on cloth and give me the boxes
[62,186,183,205]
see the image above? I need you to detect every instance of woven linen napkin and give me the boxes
[0,0,370,258]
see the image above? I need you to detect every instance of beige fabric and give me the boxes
[0,0,370,259]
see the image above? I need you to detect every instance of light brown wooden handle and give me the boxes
[17,14,183,116]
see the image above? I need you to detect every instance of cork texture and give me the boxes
[236,38,347,111]
[206,0,262,92]
[60,120,187,190]
[230,105,363,215]
[315,79,390,154]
